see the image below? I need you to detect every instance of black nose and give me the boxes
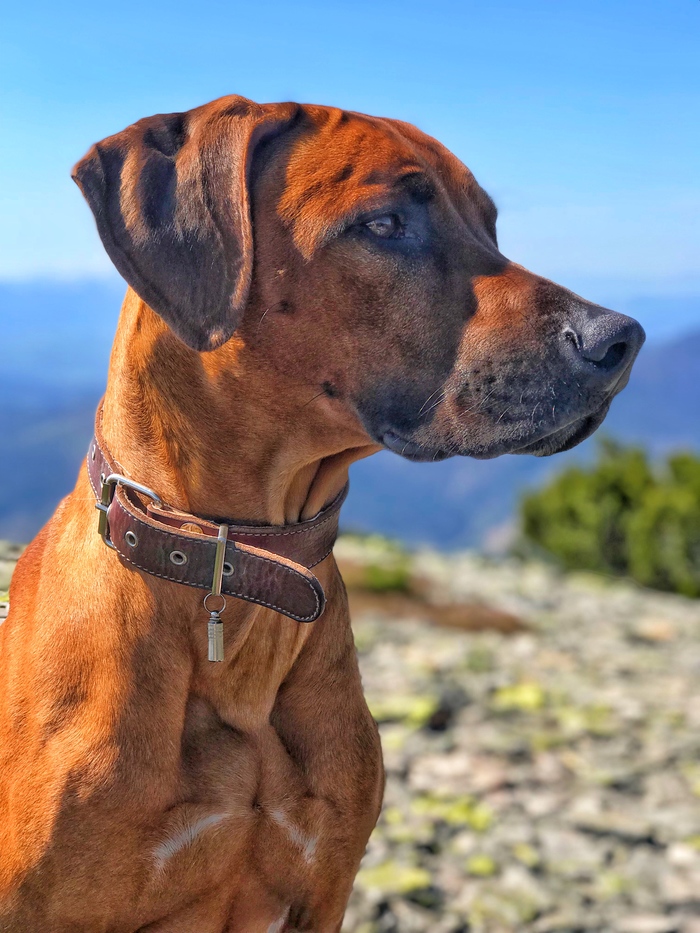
[563,307,645,381]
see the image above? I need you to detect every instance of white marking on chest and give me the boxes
[153,812,229,868]
[269,808,318,863]
[267,908,289,933]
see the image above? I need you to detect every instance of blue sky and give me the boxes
[2,0,699,331]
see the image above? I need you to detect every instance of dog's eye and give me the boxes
[365,215,402,238]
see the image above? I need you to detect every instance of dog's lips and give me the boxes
[381,430,453,462]
[509,407,610,457]
[382,399,612,462]
[372,364,627,463]
[382,409,603,462]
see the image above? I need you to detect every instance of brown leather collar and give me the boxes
[87,408,346,624]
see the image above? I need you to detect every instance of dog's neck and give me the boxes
[101,290,377,527]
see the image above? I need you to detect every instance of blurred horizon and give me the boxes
[1,0,699,546]
[2,1,699,319]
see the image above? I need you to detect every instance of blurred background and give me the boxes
[2,2,700,930]
[3,0,700,552]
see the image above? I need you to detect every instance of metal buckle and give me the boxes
[96,473,162,550]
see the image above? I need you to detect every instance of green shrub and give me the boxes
[627,480,700,596]
[363,559,411,594]
[346,534,412,593]
[520,440,700,596]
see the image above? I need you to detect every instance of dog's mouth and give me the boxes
[366,360,631,464]
[381,430,454,463]
[508,407,609,457]
[380,401,612,463]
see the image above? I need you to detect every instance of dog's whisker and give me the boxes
[417,385,444,416]
[421,390,447,419]
[460,385,499,417]
[300,391,326,409]
[256,307,271,333]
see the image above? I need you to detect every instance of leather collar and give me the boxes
[87,407,346,623]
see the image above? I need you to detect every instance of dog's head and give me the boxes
[74,95,644,462]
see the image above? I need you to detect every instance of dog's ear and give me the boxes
[72,96,299,351]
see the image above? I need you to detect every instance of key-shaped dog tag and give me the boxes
[204,523,229,663]
[208,610,225,662]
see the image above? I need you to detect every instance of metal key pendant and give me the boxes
[208,610,225,662]
[203,523,230,663]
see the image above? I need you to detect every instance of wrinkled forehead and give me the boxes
[275,106,497,257]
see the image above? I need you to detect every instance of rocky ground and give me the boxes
[2,537,700,932]
[337,538,700,933]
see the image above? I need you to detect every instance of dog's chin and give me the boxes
[381,430,454,462]
[509,407,610,457]
[382,405,611,462]
[465,407,611,460]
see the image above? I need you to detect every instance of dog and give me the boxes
[0,95,644,932]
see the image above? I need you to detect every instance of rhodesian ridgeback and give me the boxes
[0,95,644,932]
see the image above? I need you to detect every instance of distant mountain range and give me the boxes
[1,280,699,547]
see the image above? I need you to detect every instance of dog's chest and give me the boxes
[140,702,340,928]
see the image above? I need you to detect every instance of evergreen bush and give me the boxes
[520,440,700,597]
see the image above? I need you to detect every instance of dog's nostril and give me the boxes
[578,337,630,369]
[593,341,628,371]
[566,309,645,375]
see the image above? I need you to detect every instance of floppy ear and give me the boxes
[72,96,299,351]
